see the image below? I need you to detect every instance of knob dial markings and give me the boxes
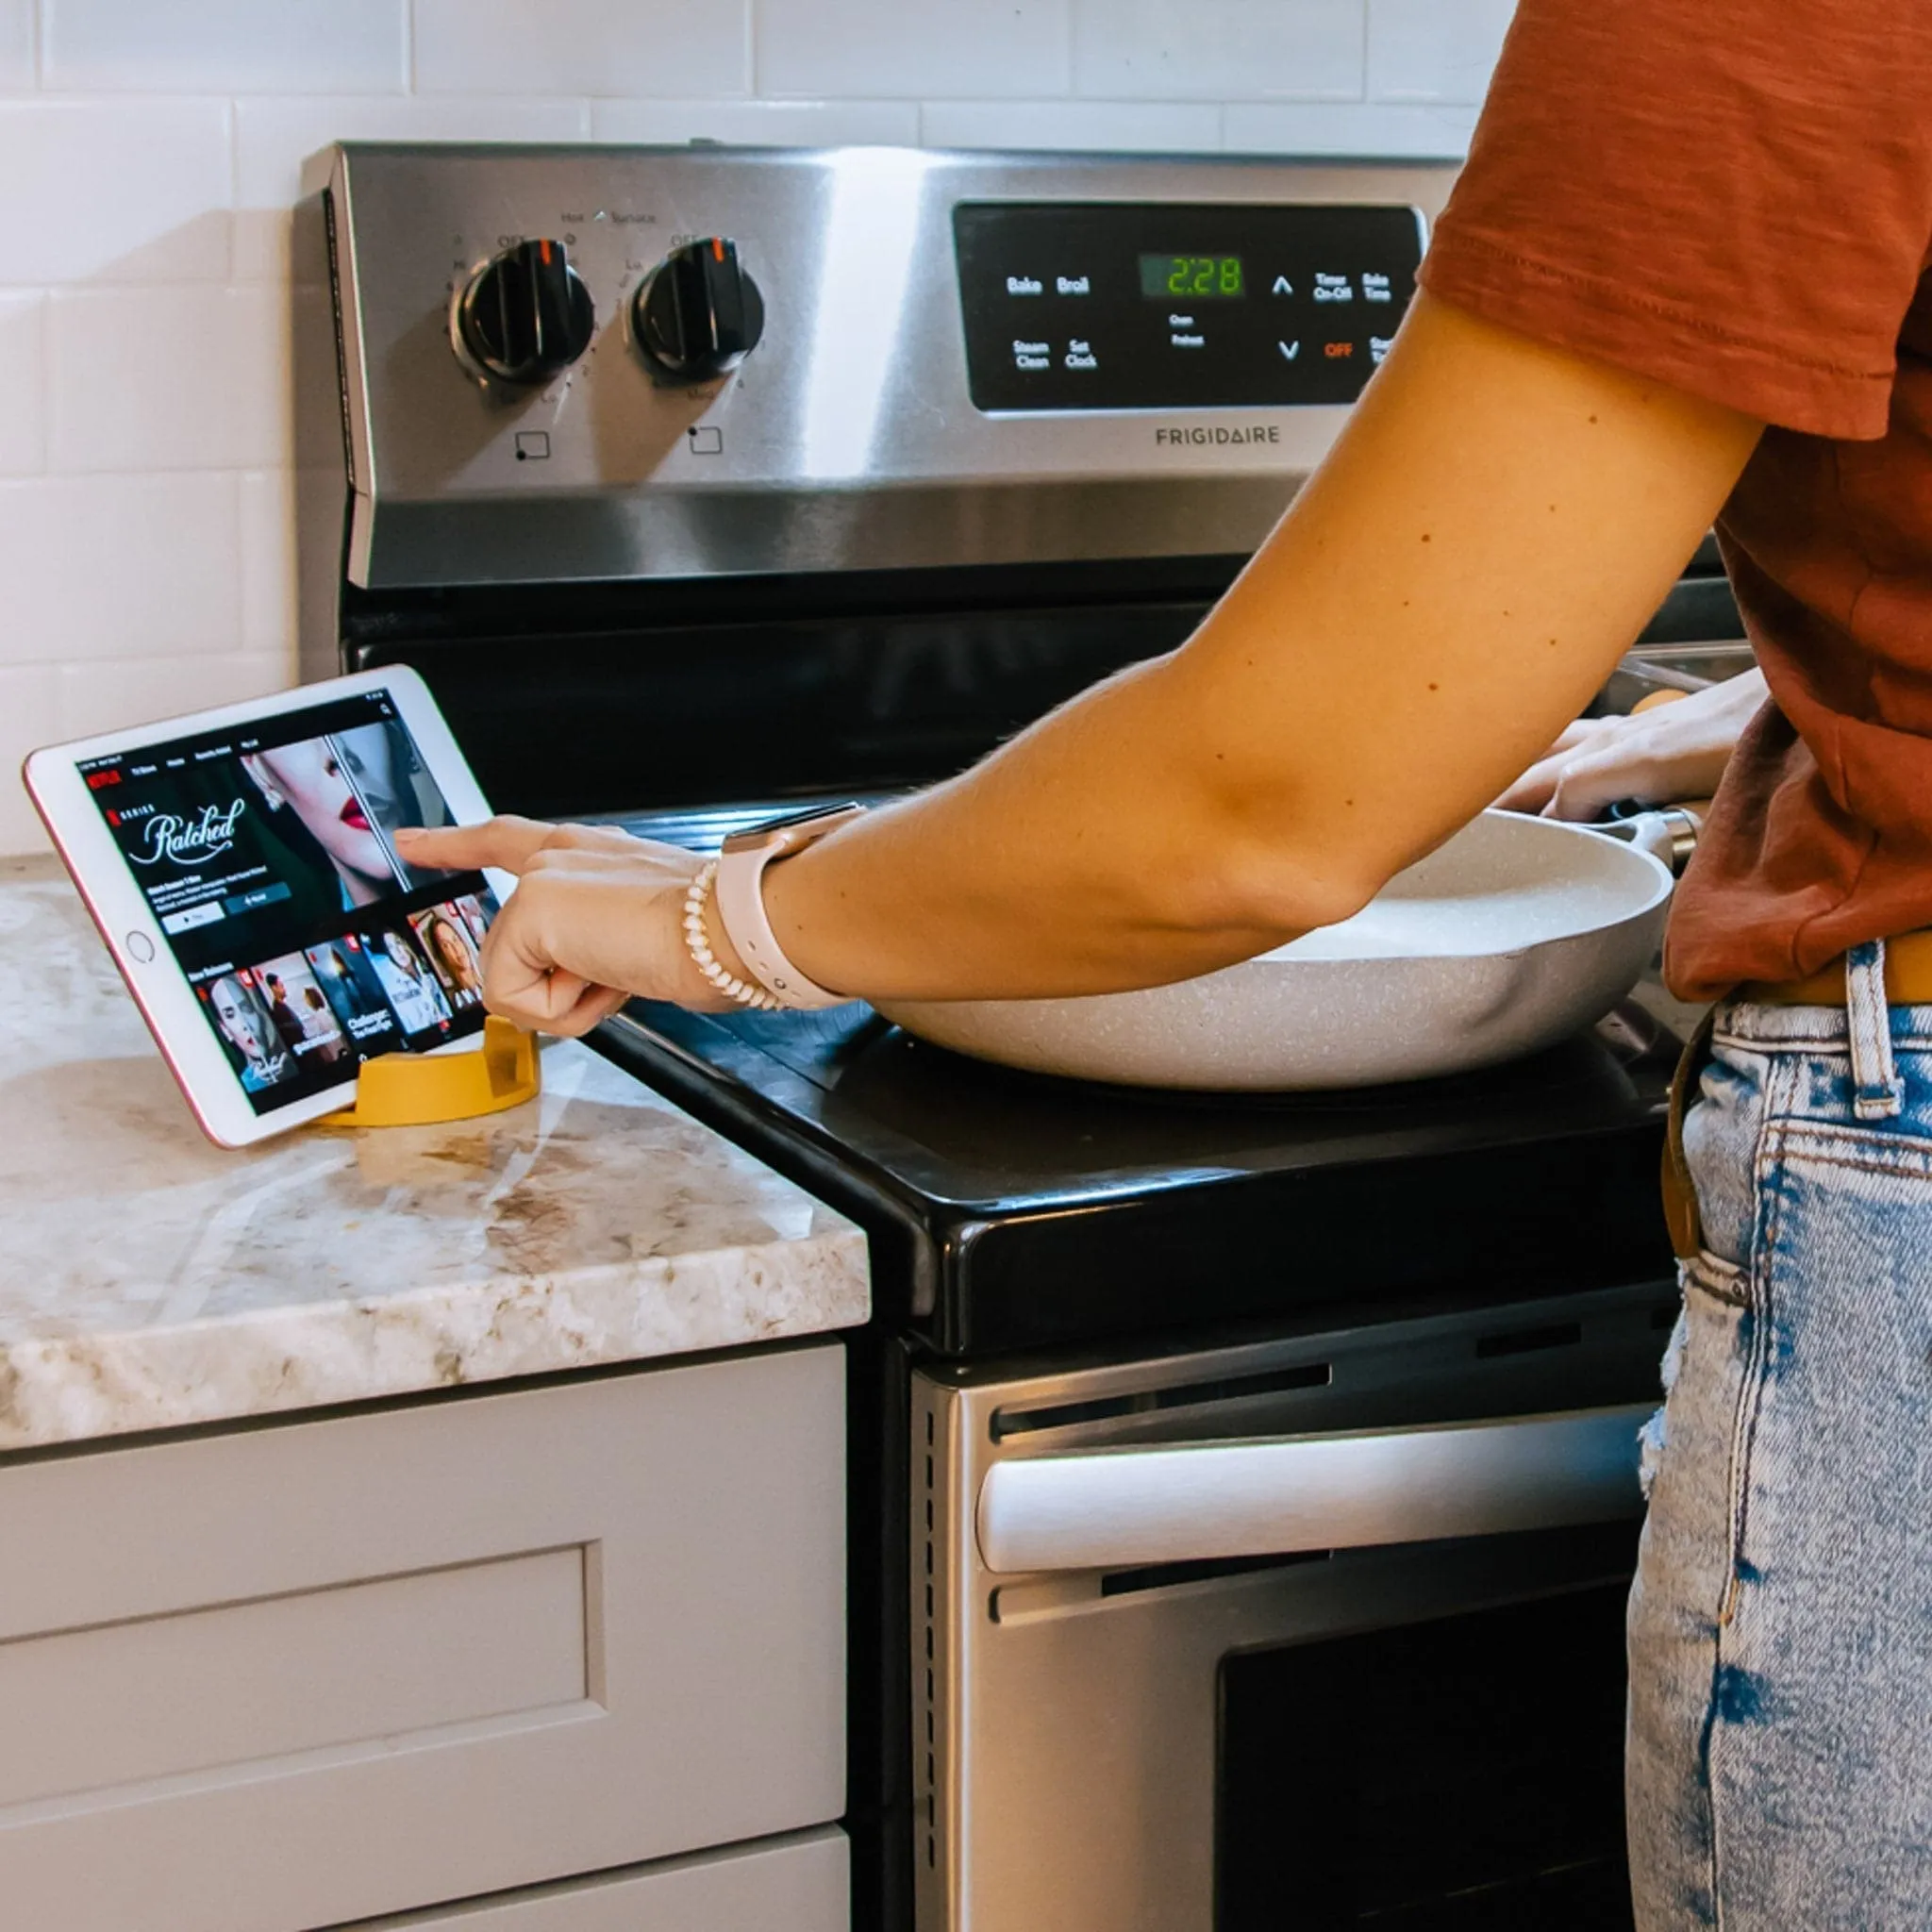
[632,237,766,382]
[454,237,595,387]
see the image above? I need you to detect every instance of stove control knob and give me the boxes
[632,238,765,382]
[455,238,595,386]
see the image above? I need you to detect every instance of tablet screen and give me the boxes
[76,689,497,1116]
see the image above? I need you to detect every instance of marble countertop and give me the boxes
[0,860,869,1453]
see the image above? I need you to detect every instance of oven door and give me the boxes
[911,1279,1676,1932]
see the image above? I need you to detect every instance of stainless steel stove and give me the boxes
[299,142,1741,1932]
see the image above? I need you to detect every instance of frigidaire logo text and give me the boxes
[1154,425,1281,447]
[129,800,246,868]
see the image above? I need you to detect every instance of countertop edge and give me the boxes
[0,1224,871,1454]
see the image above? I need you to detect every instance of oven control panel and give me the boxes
[308,146,1457,589]
[955,202,1424,413]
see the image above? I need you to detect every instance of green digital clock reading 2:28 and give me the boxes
[1139,253,1245,300]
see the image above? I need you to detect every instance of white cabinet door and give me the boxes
[348,1826,849,1929]
[0,1343,845,1932]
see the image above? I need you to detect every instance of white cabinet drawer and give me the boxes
[348,1826,849,1929]
[0,1342,845,1932]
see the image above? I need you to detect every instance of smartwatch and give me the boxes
[715,803,866,1008]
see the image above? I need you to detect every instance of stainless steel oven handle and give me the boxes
[975,1403,1654,1575]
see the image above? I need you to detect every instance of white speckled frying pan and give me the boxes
[874,810,1675,1091]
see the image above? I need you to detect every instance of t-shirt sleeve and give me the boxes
[1418,0,1932,440]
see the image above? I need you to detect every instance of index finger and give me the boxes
[392,814,561,876]
[1494,754,1563,814]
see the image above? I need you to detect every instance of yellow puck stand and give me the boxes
[320,1015,540,1128]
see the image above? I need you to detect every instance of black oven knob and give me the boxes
[632,238,765,382]
[455,238,595,386]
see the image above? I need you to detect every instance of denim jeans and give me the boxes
[1628,940,1932,1928]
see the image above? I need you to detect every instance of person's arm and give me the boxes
[397,292,1762,1032]
[1496,667,1767,820]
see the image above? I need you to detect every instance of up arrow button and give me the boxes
[1272,275,1293,295]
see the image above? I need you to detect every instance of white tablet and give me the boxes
[25,666,514,1148]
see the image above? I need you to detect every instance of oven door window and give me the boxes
[1219,1574,1633,1930]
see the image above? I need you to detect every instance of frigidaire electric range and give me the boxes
[299,144,1744,1932]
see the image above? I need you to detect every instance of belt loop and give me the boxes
[1848,938,1905,1121]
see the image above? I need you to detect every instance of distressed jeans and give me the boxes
[1628,941,1932,1928]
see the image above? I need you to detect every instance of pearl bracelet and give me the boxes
[683,860,783,1011]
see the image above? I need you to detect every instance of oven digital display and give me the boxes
[954,201,1424,413]
[1139,253,1246,300]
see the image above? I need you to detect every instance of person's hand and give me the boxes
[391,818,739,1035]
[1496,667,1767,821]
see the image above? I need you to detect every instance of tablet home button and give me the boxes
[125,932,155,962]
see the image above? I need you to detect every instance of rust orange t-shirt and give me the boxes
[1416,0,1932,999]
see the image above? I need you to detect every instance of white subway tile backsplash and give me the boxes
[1370,0,1512,103]
[0,474,243,666]
[922,98,1221,154]
[0,294,45,475]
[0,0,32,92]
[414,0,750,98]
[43,0,407,95]
[49,287,288,472]
[0,101,232,285]
[232,94,592,281]
[591,96,920,147]
[1074,0,1363,102]
[58,650,291,744]
[239,470,297,654]
[758,0,1072,101]
[1,667,61,853]
[236,94,593,208]
[1224,99,1475,157]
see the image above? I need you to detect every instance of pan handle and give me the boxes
[975,1403,1653,1575]
[1591,798,1710,874]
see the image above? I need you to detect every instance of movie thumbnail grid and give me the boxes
[195,891,493,1098]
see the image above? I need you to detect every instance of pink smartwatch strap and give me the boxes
[713,805,865,1009]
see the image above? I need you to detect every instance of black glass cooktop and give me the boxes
[593,991,1684,1357]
